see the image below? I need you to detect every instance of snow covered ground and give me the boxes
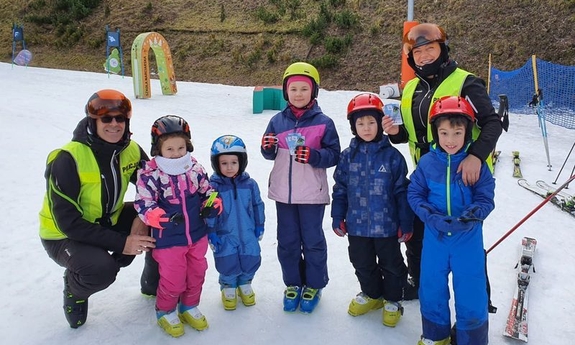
[1,62,573,344]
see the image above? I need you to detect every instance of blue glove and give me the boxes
[427,214,456,233]
[208,232,222,253]
[255,225,264,241]
[332,219,347,237]
[450,218,475,232]
[458,206,483,223]
[428,215,474,233]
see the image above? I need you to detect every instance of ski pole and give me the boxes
[552,141,575,184]
[486,173,575,254]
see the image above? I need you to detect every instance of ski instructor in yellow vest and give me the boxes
[382,23,502,302]
[39,89,158,329]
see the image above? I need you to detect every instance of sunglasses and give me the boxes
[99,115,127,123]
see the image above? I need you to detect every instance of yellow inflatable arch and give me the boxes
[131,32,177,99]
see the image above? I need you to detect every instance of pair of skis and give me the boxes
[517,179,575,217]
[503,237,537,342]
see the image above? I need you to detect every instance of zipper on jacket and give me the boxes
[287,119,300,204]
[178,175,193,244]
[446,154,451,216]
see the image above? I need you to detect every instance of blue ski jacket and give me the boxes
[331,136,413,238]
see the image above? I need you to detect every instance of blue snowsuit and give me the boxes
[408,144,495,345]
[207,172,265,288]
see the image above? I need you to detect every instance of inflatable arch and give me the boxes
[131,32,177,99]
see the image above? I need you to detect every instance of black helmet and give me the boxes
[150,115,193,156]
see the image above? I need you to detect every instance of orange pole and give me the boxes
[400,21,419,90]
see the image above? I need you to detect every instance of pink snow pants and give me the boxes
[153,236,208,312]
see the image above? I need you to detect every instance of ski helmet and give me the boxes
[346,92,385,138]
[402,23,447,54]
[403,23,450,78]
[85,89,132,119]
[429,96,475,144]
[210,135,248,176]
[85,89,132,139]
[150,115,193,156]
[282,62,320,100]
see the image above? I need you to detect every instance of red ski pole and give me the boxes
[487,174,575,254]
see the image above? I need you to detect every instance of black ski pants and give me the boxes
[42,203,158,299]
[348,235,408,302]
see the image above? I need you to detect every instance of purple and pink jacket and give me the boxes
[261,102,340,204]
[134,156,215,249]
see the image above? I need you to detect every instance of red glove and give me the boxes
[146,207,170,229]
[332,219,347,237]
[294,145,311,164]
[261,133,278,150]
[398,227,412,243]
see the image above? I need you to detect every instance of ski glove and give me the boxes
[428,215,473,233]
[294,145,318,164]
[397,227,412,243]
[427,214,454,233]
[147,208,182,230]
[255,225,264,241]
[208,232,222,253]
[458,206,484,223]
[261,133,278,151]
[201,193,223,218]
[332,219,347,237]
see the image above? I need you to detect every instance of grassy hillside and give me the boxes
[2,0,575,93]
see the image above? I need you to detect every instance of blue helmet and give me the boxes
[210,135,248,176]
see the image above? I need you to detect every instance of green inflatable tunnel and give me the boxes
[253,86,286,114]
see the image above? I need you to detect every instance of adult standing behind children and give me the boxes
[261,62,340,314]
[207,135,265,311]
[331,93,413,327]
[382,23,502,300]
[135,115,221,337]
[39,89,158,329]
[408,96,495,345]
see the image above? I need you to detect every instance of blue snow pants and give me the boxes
[276,202,328,289]
[419,227,488,345]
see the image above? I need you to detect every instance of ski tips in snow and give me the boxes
[512,151,523,178]
[503,236,537,342]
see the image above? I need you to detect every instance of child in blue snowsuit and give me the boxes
[261,62,340,313]
[331,93,413,327]
[408,96,495,345]
[207,135,265,311]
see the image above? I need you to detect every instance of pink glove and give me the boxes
[201,194,223,218]
[146,207,169,229]
[398,227,412,243]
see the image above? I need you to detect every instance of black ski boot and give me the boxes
[63,271,88,328]
[140,251,159,296]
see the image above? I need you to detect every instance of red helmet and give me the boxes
[402,23,447,54]
[429,96,475,144]
[346,92,384,120]
[429,96,475,123]
[85,89,132,119]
